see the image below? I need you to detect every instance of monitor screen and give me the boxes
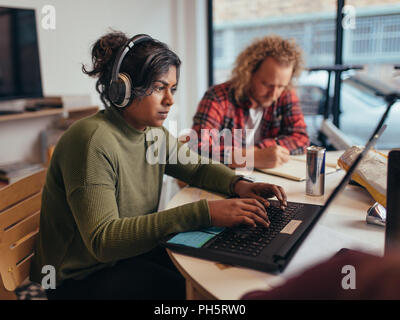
[0,7,43,101]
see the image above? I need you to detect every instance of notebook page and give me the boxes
[258,154,340,181]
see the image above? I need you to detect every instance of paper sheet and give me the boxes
[282,223,382,278]
[259,156,339,181]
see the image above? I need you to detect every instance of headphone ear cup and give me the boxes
[109,73,133,108]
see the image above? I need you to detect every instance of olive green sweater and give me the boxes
[30,107,238,286]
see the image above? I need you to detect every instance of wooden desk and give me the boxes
[165,153,385,300]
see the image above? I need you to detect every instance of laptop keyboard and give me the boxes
[206,201,304,257]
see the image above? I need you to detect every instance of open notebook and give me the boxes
[258,151,343,181]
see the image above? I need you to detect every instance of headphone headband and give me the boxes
[110,34,153,83]
[108,34,153,108]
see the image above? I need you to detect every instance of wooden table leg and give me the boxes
[185,279,215,300]
[0,281,17,300]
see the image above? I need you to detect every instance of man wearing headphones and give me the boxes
[30,31,287,300]
[191,35,309,169]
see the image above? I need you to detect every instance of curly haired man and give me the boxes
[191,35,309,169]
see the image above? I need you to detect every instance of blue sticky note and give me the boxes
[167,231,216,248]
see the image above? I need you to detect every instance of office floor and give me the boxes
[15,281,47,300]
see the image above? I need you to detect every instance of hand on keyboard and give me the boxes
[208,198,270,228]
[233,180,288,211]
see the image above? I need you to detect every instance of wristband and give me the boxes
[230,176,255,196]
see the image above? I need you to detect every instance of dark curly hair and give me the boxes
[82,30,181,108]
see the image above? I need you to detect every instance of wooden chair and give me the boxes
[0,169,46,300]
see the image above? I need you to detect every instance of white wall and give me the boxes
[169,0,208,133]
[0,0,208,164]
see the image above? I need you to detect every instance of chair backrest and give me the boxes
[0,169,46,293]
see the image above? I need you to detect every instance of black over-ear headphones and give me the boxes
[108,34,153,108]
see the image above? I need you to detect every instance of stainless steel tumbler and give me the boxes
[306,146,326,196]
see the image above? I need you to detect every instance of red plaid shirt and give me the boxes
[191,81,309,161]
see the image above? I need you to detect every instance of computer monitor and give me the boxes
[0,7,43,101]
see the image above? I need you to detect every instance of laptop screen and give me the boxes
[319,124,387,216]
[385,149,400,253]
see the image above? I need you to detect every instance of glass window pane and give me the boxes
[212,0,337,145]
[342,0,400,149]
[213,0,337,84]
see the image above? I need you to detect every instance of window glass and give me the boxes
[341,0,400,148]
[213,0,337,84]
[212,0,337,145]
[212,0,400,149]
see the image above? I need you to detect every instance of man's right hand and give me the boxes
[254,145,290,168]
[208,198,270,228]
[229,145,290,169]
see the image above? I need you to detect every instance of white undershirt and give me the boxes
[245,107,264,147]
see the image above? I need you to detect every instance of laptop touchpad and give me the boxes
[280,220,302,234]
